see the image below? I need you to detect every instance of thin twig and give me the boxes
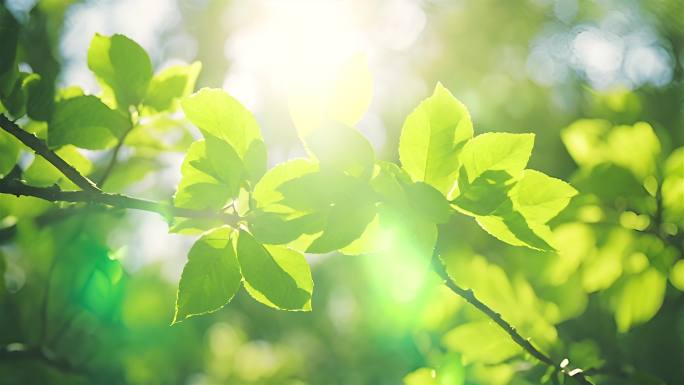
[0,114,99,193]
[98,125,134,186]
[432,255,594,385]
[0,178,239,226]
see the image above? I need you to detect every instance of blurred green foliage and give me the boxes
[1,1,684,385]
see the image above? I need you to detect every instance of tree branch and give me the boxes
[0,114,99,193]
[432,255,594,385]
[0,178,239,226]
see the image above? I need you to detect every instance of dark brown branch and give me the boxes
[432,256,594,385]
[0,114,99,193]
[0,179,239,226]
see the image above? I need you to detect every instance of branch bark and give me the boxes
[432,256,594,385]
[0,178,239,226]
[0,114,99,193]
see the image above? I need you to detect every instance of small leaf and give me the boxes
[48,95,129,150]
[399,83,473,194]
[459,132,534,184]
[173,227,242,323]
[237,231,313,311]
[143,61,201,113]
[174,139,236,212]
[87,33,153,108]
[510,169,578,224]
[0,129,20,177]
[475,211,554,251]
[253,158,319,210]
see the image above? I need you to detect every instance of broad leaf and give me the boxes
[237,231,313,311]
[48,95,129,149]
[87,33,153,108]
[399,83,473,194]
[173,227,242,323]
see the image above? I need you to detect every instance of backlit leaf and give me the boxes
[399,83,473,194]
[173,227,242,323]
[237,231,313,311]
[87,34,152,108]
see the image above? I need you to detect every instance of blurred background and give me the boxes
[1,0,683,384]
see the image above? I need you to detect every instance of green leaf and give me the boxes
[173,227,242,323]
[404,182,452,224]
[0,129,20,177]
[143,61,201,113]
[403,368,438,385]
[249,159,322,245]
[663,148,684,225]
[182,88,267,184]
[399,82,473,194]
[459,132,534,184]
[253,159,319,210]
[562,120,660,179]
[48,95,129,150]
[475,210,554,251]
[452,170,515,216]
[2,72,37,118]
[609,268,666,332]
[173,139,236,212]
[23,146,92,189]
[275,170,378,253]
[671,258,684,291]
[236,231,313,311]
[306,122,375,179]
[0,6,19,97]
[87,33,153,108]
[509,170,578,224]
[24,74,55,121]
